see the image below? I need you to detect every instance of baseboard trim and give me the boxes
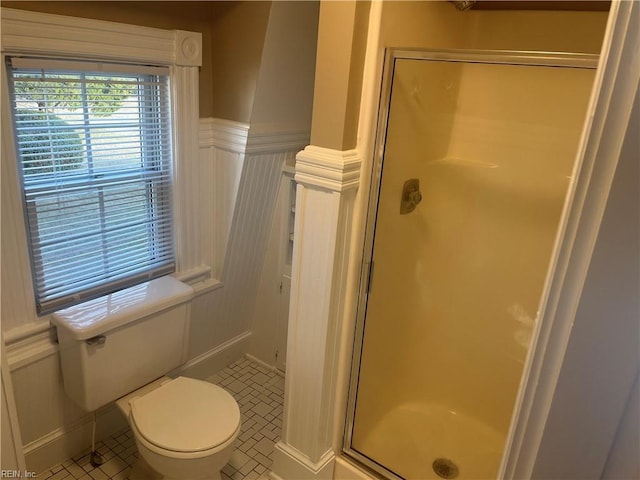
[244,353,274,371]
[244,354,286,378]
[272,441,335,480]
[176,331,251,380]
[24,405,127,475]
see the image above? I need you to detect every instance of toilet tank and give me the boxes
[51,277,194,412]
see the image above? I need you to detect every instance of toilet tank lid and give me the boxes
[51,277,194,341]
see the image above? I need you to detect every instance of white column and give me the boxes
[272,146,361,480]
[171,30,203,273]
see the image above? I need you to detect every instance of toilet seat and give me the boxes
[130,376,241,456]
[130,417,240,461]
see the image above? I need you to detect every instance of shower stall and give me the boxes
[344,49,598,480]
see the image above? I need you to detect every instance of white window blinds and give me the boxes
[7,57,175,314]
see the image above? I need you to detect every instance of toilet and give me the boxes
[51,277,241,480]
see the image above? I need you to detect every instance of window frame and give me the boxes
[8,60,176,313]
[1,7,203,322]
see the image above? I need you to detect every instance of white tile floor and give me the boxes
[38,358,285,480]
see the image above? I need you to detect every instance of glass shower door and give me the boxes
[346,51,597,480]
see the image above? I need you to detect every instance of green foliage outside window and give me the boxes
[16,111,83,176]
[14,77,134,117]
[14,77,135,176]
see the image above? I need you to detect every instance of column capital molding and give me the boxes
[295,146,362,192]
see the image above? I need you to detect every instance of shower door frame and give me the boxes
[342,47,599,480]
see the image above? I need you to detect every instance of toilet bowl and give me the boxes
[117,376,241,480]
[51,278,242,480]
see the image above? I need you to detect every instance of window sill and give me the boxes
[174,265,223,296]
[3,267,221,350]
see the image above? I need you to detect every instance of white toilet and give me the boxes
[51,277,241,480]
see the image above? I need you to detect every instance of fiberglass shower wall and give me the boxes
[348,54,596,480]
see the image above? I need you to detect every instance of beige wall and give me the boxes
[249,1,319,133]
[379,1,471,49]
[1,1,281,123]
[377,1,608,52]
[307,0,608,151]
[2,1,217,117]
[467,8,607,53]
[210,1,272,123]
[309,1,370,150]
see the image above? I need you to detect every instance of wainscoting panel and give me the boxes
[11,348,84,446]
[217,151,296,337]
[248,169,295,368]
[5,119,308,474]
[211,149,245,278]
[199,119,248,279]
[187,280,225,359]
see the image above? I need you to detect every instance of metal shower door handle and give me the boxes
[400,178,423,214]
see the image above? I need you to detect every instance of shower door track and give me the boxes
[343,48,598,480]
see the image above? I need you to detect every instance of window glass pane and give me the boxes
[7,58,175,313]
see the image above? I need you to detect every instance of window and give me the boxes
[7,57,175,314]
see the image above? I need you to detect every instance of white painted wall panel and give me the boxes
[212,149,245,278]
[199,144,245,278]
[11,353,83,445]
[2,376,20,470]
[188,287,224,359]
[5,121,306,473]
[248,173,293,366]
[216,152,292,336]
[2,343,25,471]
